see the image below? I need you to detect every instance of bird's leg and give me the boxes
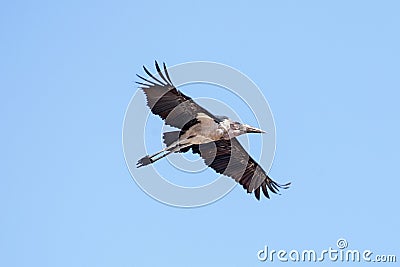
[136,146,173,168]
[136,141,191,168]
[146,146,170,159]
[147,140,182,158]
[147,143,190,163]
[138,139,181,162]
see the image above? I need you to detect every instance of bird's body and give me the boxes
[180,113,224,144]
[136,61,290,200]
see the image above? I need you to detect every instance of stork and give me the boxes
[136,61,290,200]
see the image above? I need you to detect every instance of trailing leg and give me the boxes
[136,141,191,168]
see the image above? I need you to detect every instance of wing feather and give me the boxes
[155,61,170,85]
[192,138,290,200]
[137,61,220,129]
[143,65,167,86]
[163,62,173,84]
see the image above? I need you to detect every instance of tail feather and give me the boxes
[162,131,192,153]
[162,131,180,147]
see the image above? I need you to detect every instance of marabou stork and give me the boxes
[136,61,290,200]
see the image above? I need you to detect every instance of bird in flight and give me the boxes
[136,61,290,200]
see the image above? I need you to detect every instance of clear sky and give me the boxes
[1,0,399,266]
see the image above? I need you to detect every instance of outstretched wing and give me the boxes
[136,61,220,130]
[192,138,290,200]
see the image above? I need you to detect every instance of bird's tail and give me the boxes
[162,131,180,147]
[163,131,192,153]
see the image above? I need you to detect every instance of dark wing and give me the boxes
[136,61,220,129]
[192,138,290,200]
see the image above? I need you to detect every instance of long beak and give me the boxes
[245,125,266,134]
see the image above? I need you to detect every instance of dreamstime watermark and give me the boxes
[257,238,397,263]
[122,61,276,207]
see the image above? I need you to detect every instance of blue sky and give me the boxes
[1,0,399,266]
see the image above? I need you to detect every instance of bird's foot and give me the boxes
[136,155,153,168]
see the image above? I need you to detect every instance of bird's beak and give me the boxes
[245,125,266,134]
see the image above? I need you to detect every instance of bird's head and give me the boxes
[228,121,265,137]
